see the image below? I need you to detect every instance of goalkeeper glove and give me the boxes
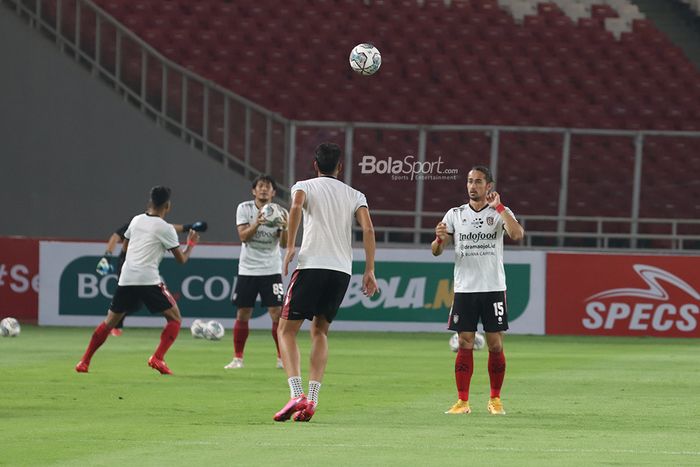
[183,221,208,232]
[96,256,114,276]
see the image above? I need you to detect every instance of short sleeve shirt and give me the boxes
[236,200,282,276]
[291,176,367,275]
[442,204,515,293]
[118,214,179,286]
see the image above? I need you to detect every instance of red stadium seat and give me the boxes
[84,0,700,222]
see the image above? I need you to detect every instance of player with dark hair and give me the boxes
[226,174,288,369]
[96,220,206,336]
[273,142,379,422]
[76,186,200,375]
[432,165,524,415]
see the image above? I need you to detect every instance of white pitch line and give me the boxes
[251,442,700,457]
[143,439,700,457]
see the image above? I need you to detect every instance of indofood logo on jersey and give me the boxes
[459,231,497,243]
[583,264,699,334]
[358,155,459,181]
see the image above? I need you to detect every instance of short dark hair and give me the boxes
[314,143,342,174]
[469,165,494,183]
[150,186,171,208]
[252,174,277,191]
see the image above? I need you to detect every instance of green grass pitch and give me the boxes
[1,326,699,466]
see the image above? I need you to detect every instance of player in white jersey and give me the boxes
[432,166,524,416]
[273,143,378,422]
[76,186,200,375]
[95,220,206,336]
[225,175,288,370]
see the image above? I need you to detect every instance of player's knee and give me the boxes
[487,343,503,353]
[310,325,329,340]
[236,308,253,321]
[164,307,182,322]
[268,307,282,321]
[458,339,473,349]
[105,311,123,328]
[278,319,294,337]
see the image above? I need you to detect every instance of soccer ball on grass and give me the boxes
[190,319,206,339]
[449,332,485,352]
[0,317,21,337]
[204,320,225,341]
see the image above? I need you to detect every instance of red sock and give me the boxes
[233,320,249,359]
[455,348,474,401]
[488,350,506,398]
[271,321,280,358]
[81,322,111,363]
[153,320,180,360]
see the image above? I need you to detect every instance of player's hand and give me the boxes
[277,208,288,231]
[255,212,266,226]
[435,222,448,240]
[486,191,501,208]
[187,230,200,245]
[277,206,289,230]
[283,247,296,276]
[191,221,208,232]
[96,257,114,276]
[362,270,379,297]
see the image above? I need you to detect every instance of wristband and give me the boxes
[435,236,443,245]
[104,251,112,257]
[187,240,196,248]
[495,204,506,214]
[182,223,192,231]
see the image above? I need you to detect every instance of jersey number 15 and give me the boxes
[493,301,505,317]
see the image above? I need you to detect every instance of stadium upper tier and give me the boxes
[39,0,700,228]
[66,0,700,131]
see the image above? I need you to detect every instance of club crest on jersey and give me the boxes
[453,315,459,324]
[471,218,484,229]
[487,216,494,226]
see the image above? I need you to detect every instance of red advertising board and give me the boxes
[547,253,700,337]
[0,237,39,323]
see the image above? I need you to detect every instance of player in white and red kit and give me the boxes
[273,143,378,422]
[225,175,288,370]
[75,186,200,375]
[432,166,524,415]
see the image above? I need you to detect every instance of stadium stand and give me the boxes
[23,0,700,247]
[41,0,699,131]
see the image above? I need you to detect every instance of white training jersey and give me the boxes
[119,213,180,286]
[236,200,282,276]
[442,203,515,293]
[291,176,367,275]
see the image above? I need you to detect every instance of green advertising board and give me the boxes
[57,256,530,322]
[40,242,543,332]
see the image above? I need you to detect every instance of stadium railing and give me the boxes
[5,0,700,251]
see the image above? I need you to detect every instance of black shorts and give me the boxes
[110,283,177,314]
[282,269,351,323]
[447,291,509,333]
[232,274,284,308]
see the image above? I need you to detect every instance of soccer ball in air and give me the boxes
[449,332,485,352]
[0,317,21,337]
[190,319,206,339]
[204,320,225,341]
[260,203,287,228]
[349,43,381,76]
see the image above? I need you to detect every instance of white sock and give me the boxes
[288,376,304,398]
[308,380,321,404]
